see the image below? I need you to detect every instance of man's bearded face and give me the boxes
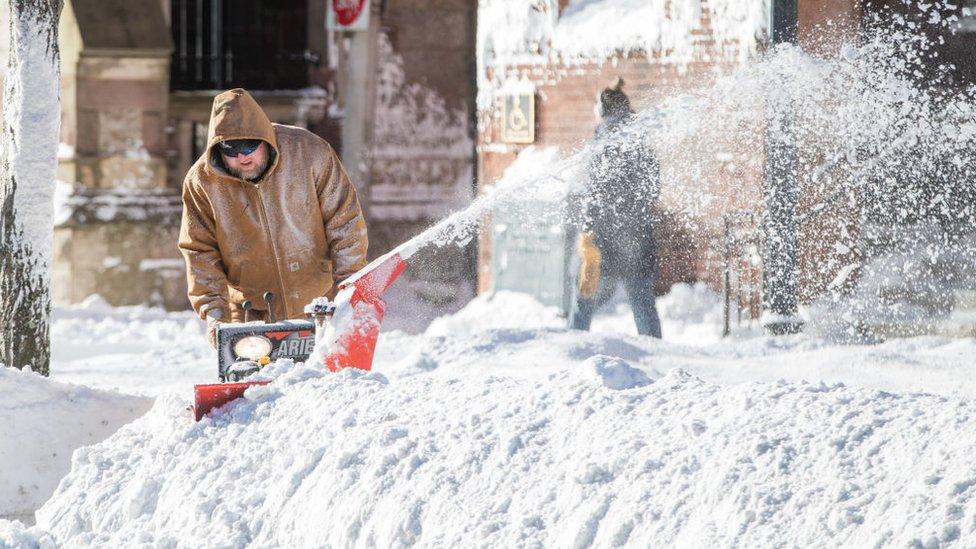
[221,141,270,181]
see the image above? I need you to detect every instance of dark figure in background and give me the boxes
[569,79,662,338]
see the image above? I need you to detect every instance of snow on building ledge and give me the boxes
[54,182,182,227]
[477,0,770,106]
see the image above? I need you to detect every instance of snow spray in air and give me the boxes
[638,1,976,337]
[384,0,976,339]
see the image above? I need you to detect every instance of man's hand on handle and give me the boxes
[206,310,223,350]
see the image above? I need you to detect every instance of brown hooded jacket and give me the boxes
[178,89,368,323]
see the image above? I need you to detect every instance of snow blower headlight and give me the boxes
[233,335,272,361]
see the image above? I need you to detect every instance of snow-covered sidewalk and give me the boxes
[0,368,151,523]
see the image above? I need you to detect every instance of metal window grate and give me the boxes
[170,0,310,91]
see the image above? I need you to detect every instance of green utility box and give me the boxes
[490,199,573,316]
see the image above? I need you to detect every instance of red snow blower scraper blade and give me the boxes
[193,381,270,421]
[192,248,413,420]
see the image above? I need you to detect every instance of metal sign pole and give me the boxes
[762,0,803,335]
[334,0,378,224]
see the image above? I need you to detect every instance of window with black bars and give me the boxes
[171,0,310,91]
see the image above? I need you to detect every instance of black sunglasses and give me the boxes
[219,139,262,157]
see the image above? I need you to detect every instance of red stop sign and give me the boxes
[333,0,367,26]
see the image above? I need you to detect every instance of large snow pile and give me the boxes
[3,283,976,546]
[376,283,716,380]
[0,367,151,520]
[29,363,976,547]
[380,283,976,397]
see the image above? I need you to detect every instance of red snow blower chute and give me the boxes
[192,247,412,420]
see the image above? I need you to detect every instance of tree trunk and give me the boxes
[0,0,63,376]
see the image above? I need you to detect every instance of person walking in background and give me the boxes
[570,78,662,338]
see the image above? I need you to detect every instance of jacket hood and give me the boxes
[204,88,280,181]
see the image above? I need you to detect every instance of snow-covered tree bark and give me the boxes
[0,0,62,376]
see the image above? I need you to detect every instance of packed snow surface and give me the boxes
[4,284,976,547]
[50,295,209,396]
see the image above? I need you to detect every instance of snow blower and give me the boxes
[192,245,413,420]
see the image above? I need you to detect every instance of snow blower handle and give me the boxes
[263,292,275,323]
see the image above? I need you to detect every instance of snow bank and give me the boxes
[424,290,564,337]
[380,287,672,380]
[418,281,723,345]
[0,520,54,548]
[33,366,976,547]
[379,286,976,398]
[573,354,651,389]
[383,324,663,380]
[0,367,152,518]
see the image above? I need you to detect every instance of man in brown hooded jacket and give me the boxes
[179,88,368,346]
